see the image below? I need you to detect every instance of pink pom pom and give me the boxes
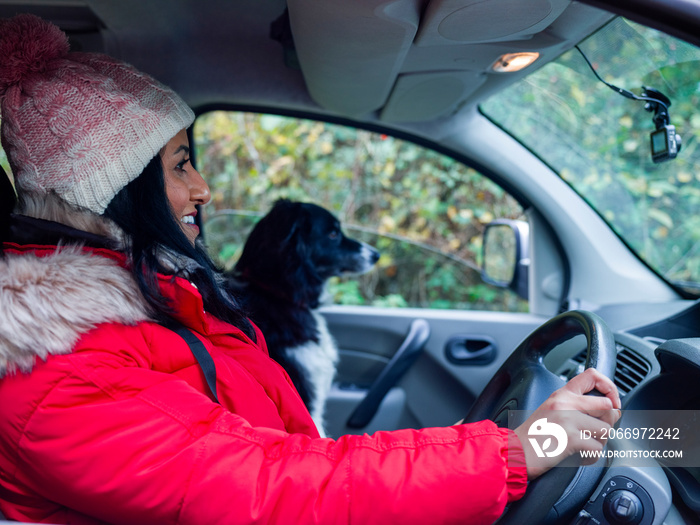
[0,14,70,95]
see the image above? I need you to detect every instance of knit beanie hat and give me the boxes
[0,14,195,214]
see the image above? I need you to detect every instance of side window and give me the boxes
[193,111,527,312]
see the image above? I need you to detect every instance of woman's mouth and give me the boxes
[181,214,200,236]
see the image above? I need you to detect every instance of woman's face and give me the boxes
[161,129,211,245]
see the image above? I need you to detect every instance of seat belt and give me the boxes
[165,321,220,404]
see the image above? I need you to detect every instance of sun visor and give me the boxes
[287,0,421,117]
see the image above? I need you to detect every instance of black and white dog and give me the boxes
[226,199,380,436]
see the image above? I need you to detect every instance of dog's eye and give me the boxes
[328,230,339,239]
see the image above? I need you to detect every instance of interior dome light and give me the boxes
[491,52,540,73]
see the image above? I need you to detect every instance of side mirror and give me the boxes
[481,219,529,300]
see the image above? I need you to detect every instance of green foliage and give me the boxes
[327,279,367,306]
[193,112,527,311]
[0,151,8,176]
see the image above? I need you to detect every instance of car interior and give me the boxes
[2,0,700,523]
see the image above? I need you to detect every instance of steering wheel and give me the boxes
[464,310,617,524]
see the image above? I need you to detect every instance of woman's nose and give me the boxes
[190,168,211,205]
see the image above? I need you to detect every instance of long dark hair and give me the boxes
[103,156,255,341]
[0,165,17,251]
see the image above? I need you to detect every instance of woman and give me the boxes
[0,14,620,525]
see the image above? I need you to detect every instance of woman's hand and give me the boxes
[513,368,622,480]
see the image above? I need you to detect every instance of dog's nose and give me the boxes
[369,247,380,264]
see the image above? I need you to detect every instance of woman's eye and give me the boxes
[176,158,191,171]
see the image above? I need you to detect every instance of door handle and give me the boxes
[445,336,497,365]
[346,318,430,429]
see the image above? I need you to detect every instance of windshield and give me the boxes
[481,17,700,295]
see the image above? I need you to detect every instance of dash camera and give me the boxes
[643,87,682,163]
[650,124,681,163]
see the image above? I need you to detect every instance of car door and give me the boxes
[192,110,548,438]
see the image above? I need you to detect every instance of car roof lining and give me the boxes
[0,0,613,127]
[286,0,613,122]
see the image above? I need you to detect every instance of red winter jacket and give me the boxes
[0,218,527,524]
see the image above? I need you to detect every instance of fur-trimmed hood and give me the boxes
[0,193,152,375]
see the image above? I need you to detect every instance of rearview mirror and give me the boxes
[481,219,529,300]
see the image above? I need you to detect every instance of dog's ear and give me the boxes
[235,200,304,270]
[268,201,322,306]
[266,200,304,248]
[286,205,326,306]
[280,220,300,247]
[234,200,291,277]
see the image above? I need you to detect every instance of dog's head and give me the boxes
[234,199,380,306]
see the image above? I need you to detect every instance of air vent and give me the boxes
[572,349,586,364]
[568,346,650,397]
[614,345,651,397]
